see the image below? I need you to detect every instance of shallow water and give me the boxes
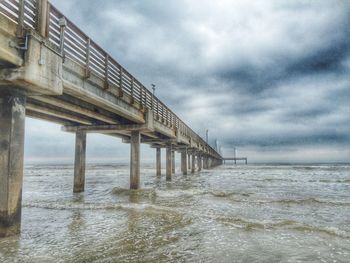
[1,163,350,262]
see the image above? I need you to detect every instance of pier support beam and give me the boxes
[130,131,140,189]
[171,151,175,174]
[191,153,195,173]
[166,144,172,181]
[73,131,87,193]
[0,88,26,237]
[181,150,187,175]
[156,147,161,177]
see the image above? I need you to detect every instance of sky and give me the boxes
[25,0,350,163]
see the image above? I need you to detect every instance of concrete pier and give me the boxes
[171,151,175,174]
[130,131,140,189]
[73,131,87,193]
[156,148,161,176]
[0,88,26,237]
[181,150,187,175]
[0,0,224,238]
[191,153,195,173]
[166,144,172,181]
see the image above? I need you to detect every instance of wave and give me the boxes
[23,201,174,214]
[207,191,251,198]
[204,191,350,206]
[216,216,350,238]
[255,198,350,206]
[155,188,206,198]
[112,187,157,199]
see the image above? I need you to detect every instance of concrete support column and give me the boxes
[166,144,172,181]
[130,131,140,189]
[171,151,175,174]
[156,147,161,177]
[191,153,195,173]
[73,131,87,193]
[188,153,191,170]
[181,150,187,175]
[0,88,26,237]
[203,156,208,169]
[197,155,202,171]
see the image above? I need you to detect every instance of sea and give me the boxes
[0,163,349,262]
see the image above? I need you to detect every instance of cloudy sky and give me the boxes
[25,0,350,163]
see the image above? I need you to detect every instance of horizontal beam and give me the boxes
[26,102,94,125]
[30,95,120,124]
[62,123,151,133]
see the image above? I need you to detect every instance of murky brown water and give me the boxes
[0,163,349,262]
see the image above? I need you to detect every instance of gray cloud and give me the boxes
[25,0,350,163]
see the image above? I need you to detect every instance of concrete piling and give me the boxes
[73,131,87,193]
[181,150,187,175]
[198,155,202,171]
[0,88,26,237]
[130,131,140,189]
[188,153,191,171]
[171,150,175,174]
[156,147,161,176]
[191,153,195,173]
[166,144,172,181]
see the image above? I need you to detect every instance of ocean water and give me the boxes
[0,163,349,262]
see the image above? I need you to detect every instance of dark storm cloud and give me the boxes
[30,0,350,162]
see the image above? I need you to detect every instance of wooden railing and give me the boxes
[0,0,221,158]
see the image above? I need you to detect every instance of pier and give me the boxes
[0,0,222,237]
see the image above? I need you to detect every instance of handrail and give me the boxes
[0,0,221,158]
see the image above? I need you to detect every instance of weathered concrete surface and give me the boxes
[166,144,172,181]
[73,131,87,193]
[0,16,23,67]
[130,131,141,189]
[181,151,187,175]
[0,32,63,96]
[156,147,161,176]
[0,88,26,237]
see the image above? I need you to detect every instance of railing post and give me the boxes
[16,0,25,36]
[130,77,134,104]
[58,17,67,56]
[140,87,144,108]
[119,68,124,97]
[104,55,109,90]
[36,0,49,37]
[85,38,91,78]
